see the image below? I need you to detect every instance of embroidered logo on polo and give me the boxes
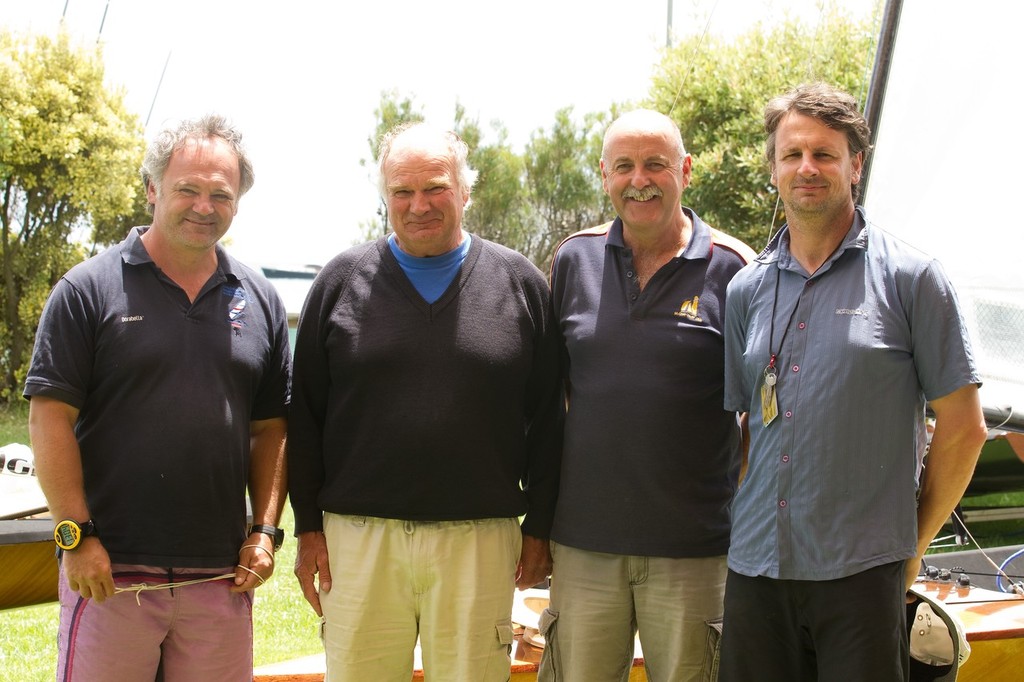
[835,308,869,318]
[224,285,247,336]
[673,295,702,322]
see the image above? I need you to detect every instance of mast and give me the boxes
[859,0,903,196]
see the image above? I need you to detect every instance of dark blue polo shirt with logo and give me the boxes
[550,211,754,558]
[25,226,291,568]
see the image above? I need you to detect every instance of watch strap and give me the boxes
[249,523,284,551]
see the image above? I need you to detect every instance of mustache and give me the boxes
[621,186,663,201]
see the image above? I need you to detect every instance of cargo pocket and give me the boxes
[495,620,515,651]
[482,619,516,680]
[536,608,559,681]
[700,617,723,682]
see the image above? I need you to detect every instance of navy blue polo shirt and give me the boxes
[25,226,291,567]
[550,211,755,558]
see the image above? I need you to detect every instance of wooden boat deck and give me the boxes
[914,579,1024,682]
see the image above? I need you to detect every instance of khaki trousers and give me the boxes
[539,542,726,682]
[320,513,521,682]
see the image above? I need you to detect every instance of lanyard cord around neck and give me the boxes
[766,265,803,377]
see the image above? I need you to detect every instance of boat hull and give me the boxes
[0,520,57,611]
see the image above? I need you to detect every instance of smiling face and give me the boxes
[601,113,691,235]
[383,132,469,257]
[147,136,241,253]
[770,112,863,224]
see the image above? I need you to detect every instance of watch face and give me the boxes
[54,520,82,551]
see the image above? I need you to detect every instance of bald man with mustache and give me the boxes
[538,110,755,682]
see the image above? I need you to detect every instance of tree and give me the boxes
[648,3,881,249]
[454,104,538,258]
[0,30,144,401]
[522,107,617,268]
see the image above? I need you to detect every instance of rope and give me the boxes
[114,573,237,606]
[946,508,1024,596]
[112,545,273,605]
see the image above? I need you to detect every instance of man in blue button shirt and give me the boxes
[719,83,988,681]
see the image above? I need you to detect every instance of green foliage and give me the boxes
[648,2,882,249]
[522,107,618,268]
[457,110,535,260]
[0,29,144,403]
[0,399,28,445]
[0,601,58,680]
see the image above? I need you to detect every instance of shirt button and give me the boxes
[779,500,787,508]
[798,322,806,329]
[626,270,635,278]
[785,410,793,418]
[781,454,790,463]
[630,293,638,301]
[792,365,799,372]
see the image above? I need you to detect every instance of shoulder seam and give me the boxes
[709,228,757,264]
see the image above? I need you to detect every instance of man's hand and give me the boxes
[294,531,332,616]
[516,534,552,590]
[63,538,114,603]
[233,532,277,593]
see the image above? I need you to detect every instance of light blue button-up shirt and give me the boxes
[723,208,978,580]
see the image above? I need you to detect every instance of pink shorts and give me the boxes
[57,562,254,682]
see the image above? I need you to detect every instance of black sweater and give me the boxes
[288,235,563,538]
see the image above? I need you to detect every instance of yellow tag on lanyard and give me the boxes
[761,367,778,426]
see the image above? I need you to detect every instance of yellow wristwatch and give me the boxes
[54,519,98,551]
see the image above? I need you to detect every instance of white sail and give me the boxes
[863,1,1024,417]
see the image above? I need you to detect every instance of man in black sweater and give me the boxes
[288,122,563,681]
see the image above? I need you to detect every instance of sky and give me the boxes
[3,0,877,268]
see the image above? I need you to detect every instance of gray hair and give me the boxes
[140,114,255,211]
[376,122,477,198]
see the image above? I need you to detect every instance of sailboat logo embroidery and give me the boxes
[673,295,702,322]
[225,285,247,336]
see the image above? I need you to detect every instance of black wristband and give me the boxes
[249,524,284,551]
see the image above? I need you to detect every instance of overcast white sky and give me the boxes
[4,0,876,267]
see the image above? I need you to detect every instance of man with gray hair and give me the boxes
[288,122,563,681]
[538,109,754,682]
[25,114,290,680]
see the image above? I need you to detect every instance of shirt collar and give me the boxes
[120,225,244,282]
[604,207,712,261]
[757,206,869,273]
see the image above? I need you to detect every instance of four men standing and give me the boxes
[25,86,988,680]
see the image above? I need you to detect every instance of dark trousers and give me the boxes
[718,561,909,682]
